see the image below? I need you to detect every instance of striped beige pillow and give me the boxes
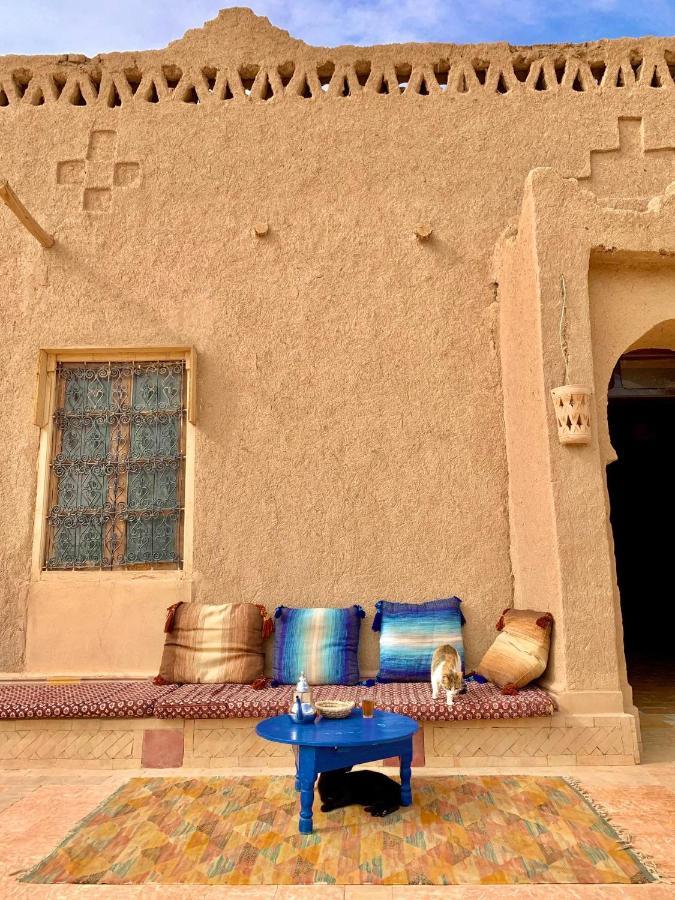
[157,602,272,685]
[477,609,553,690]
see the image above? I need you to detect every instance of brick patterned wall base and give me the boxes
[0,712,640,769]
[424,713,640,767]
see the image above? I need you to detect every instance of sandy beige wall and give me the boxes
[0,10,674,675]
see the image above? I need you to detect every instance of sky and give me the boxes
[0,1,674,55]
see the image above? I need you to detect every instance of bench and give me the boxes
[0,678,600,770]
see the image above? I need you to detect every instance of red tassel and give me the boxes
[501,683,519,695]
[251,676,268,690]
[536,613,554,629]
[255,604,274,640]
[496,607,511,631]
[164,602,183,634]
[153,675,170,686]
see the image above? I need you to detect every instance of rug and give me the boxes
[20,775,657,885]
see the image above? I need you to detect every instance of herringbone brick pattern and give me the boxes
[191,726,290,759]
[431,720,635,764]
[0,728,135,761]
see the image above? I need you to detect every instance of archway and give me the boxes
[604,323,674,761]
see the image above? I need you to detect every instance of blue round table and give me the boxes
[256,709,418,834]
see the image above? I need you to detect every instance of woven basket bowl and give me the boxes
[316,700,355,719]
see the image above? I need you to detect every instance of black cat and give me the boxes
[317,766,401,817]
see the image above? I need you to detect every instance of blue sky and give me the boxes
[1,1,674,55]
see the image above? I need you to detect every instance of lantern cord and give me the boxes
[559,275,571,385]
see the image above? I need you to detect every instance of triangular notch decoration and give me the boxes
[590,62,606,86]
[496,72,509,94]
[650,65,663,88]
[259,74,274,101]
[298,75,312,99]
[376,73,390,95]
[182,85,200,104]
[107,80,123,108]
[69,81,87,106]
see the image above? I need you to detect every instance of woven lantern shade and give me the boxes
[550,384,592,445]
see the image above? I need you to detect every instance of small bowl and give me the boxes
[316,700,355,719]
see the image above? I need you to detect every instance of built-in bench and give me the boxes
[0,679,638,769]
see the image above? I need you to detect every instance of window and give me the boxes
[43,359,186,570]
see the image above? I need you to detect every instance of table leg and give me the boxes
[400,741,413,807]
[297,750,317,834]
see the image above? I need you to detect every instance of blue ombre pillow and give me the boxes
[272,605,365,686]
[373,597,465,682]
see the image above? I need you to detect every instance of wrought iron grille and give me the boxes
[44,360,186,570]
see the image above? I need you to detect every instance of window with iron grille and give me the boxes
[44,359,186,570]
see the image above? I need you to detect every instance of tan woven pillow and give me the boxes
[156,602,273,684]
[477,609,553,690]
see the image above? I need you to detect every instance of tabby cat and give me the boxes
[431,644,463,707]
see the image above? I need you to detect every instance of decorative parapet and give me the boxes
[0,7,674,111]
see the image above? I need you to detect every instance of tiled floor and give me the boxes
[1,668,673,898]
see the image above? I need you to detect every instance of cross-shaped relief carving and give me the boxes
[577,117,675,208]
[56,129,140,211]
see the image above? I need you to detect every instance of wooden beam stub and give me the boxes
[0,179,55,248]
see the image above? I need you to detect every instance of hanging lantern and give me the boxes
[550,384,592,445]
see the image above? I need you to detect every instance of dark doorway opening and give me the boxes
[606,350,675,694]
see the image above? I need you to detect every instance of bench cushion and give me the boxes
[153,679,555,721]
[0,681,177,719]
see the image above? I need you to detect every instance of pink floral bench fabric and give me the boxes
[153,679,555,721]
[0,681,178,719]
[0,679,555,721]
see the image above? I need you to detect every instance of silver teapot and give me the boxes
[289,672,317,724]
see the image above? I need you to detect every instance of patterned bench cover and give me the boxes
[153,679,556,721]
[0,679,555,721]
[0,681,178,719]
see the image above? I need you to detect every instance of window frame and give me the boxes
[31,347,196,582]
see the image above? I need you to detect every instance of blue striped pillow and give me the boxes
[373,597,465,682]
[272,605,365,685]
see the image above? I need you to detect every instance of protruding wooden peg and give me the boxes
[253,222,269,237]
[0,179,55,248]
[414,224,433,241]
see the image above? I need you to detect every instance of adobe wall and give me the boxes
[0,8,673,677]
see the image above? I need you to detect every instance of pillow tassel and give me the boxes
[496,607,511,631]
[501,683,519,695]
[255,604,274,639]
[372,601,383,632]
[274,605,284,619]
[536,612,554,629]
[355,605,366,619]
[164,602,183,634]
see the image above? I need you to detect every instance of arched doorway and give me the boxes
[606,344,675,719]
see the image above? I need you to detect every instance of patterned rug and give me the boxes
[20,775,657,885]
